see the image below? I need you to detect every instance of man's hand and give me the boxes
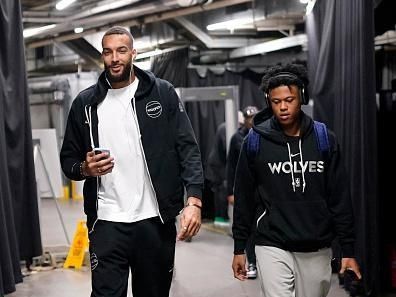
[340,257,362,280]
[232,254,247,281]
[83,150,114,177]
[177,197,201,241]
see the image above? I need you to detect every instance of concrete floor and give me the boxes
[6,198,349,297]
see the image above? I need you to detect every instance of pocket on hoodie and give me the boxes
[268,200,332,244]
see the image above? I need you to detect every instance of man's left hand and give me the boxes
[177,197,201,240]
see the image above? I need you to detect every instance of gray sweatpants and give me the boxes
[255,246,332,297]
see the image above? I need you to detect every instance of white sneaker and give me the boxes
[213,217,230,227]
[246,263,257,279]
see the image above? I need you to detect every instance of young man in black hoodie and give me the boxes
[231,64,361,297]
[60,26,203,297]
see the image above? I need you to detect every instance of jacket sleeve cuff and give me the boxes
[186,185,202,200]
[70,161,85,181]
[234,240,246,255]
[341,243,355,258]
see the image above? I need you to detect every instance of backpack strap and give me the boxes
[247,122,331,160]
[246,128,260,159]
[313,120,330,157]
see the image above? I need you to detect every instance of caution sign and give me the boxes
[64,220,88,269]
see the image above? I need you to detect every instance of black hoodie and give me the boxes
[233,108,355,257]
[60,66,204,231]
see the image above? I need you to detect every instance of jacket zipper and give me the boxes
[84,103,100,234]
[88,177,100,234]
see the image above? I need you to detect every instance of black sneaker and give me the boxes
[246,263,257,279]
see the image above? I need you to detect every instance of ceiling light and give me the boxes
[56,0,77,11]
[23,24,56,38]
[305,0,317,15]
[207,17,254,31]
[300,0,309,4]
[134,38,153,50]
[74,27,84,34]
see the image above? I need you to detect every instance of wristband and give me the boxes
[185,202,202,209]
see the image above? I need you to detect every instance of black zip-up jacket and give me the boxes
[60,66,204,230]
[233,108,355,257]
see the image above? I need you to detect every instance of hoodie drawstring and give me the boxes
[84,105,95,149]
[298,139,306,193]
[286,142,296,192]
[287,139,306,193]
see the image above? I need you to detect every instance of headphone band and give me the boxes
[265,72,308,105]
[272,72,299,80]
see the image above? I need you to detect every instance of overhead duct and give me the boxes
[28,78,70,94]
[28,77,72,143]
[175,16,255,48]
[229,34,307,59]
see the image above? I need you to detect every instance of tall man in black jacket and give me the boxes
[60,26,203,297]
[231,64,361,297]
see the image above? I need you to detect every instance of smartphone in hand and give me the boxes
[94,148,110,159]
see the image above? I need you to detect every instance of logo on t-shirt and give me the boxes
[146,101,162,118]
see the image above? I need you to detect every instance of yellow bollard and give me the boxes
[71,181,83,200]
[62,185,70,200]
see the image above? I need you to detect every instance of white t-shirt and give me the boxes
[96,77,158,222]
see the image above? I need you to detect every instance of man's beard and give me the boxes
[104,61,132,83]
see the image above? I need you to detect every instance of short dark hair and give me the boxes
[260,63,309,94]
[102,26,134,48]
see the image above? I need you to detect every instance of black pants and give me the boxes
[89,217,176,297]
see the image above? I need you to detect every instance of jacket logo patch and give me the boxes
[146,101,162,118]
[90,253,98,271]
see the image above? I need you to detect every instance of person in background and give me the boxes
[231,63,361,297]
[60,26,203,297]
[226,105,259,279]
[206,121,229,227]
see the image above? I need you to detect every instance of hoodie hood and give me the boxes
[92,65,156,104]
[252,107,314,144]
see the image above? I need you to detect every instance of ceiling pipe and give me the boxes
[26,0,253,48]
[24,2,177,39]
[24,0,142,23]
[23,17,65,23]
[23,11,69,17]
[67,0,142,21]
